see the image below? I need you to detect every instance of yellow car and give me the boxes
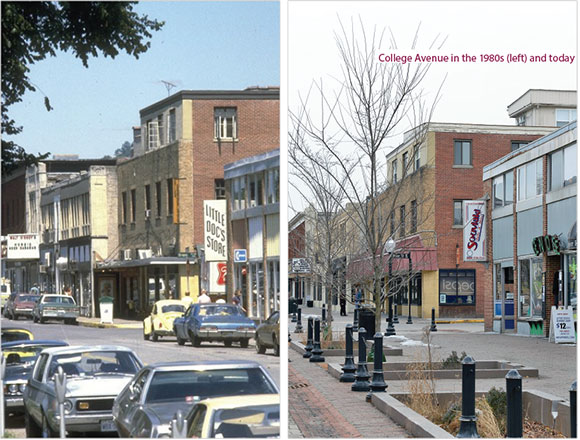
[143,299,186,342]
[1,327,34,344]
[186,394,280,438]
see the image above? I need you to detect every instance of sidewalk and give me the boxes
[77,316,143,329]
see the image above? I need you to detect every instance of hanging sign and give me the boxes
[463,201,486,262]
[203,200,227,261]
[7,234,39,260]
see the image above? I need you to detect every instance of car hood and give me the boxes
[198,315,255,326]
[5,364,33,382]
[65,375,134,398]
[146,401,194,425]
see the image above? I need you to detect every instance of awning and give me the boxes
[346,236,438,281]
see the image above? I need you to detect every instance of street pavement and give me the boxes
[288,306,577,438]
[2,316,280,438]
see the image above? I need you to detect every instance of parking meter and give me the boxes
[171,409,187,438]
[54,366,67,438]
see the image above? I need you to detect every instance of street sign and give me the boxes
[234,249,247,263]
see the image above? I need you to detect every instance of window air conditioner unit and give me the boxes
[123,249,132,260]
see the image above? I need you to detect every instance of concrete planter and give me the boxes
[289,339,402,357]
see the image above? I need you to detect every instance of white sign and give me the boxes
[291,258,311,274]
[209,261,227,294]
[7,234,39,260]
[203,200,227,262]
[463,201,486,262]
[551,306,576,344]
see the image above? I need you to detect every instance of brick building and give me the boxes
[97,87,279,317]
[349,122,554,319]
[482,121,577,335]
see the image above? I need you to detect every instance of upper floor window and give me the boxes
[556,108,577,127]
[214,108,237,140]
[214,179,226,200]
[232,176,246,211]
[493,171,514,208]
[454,140,472,166]
[248,173,263,207]
[130,189,136,223]
[414,147,420,171]
[453,200,463,226]
[402,152,409,176]
[155,182,162,217]
[410,200,417,233]
[399,205,405,238]
[389,211,395,236]
[145,185,151,213]
[517,159,542,201]
[511,141,529,152]
[392,159,398,184]
[549,144,577,191]
[516,114,526,127]
[168,109,177,143]
[157,114,165,146]
[147,119,159,150]
[266,168,279,204]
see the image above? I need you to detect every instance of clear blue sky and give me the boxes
[6,1,280,159]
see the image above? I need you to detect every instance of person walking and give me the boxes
[339,293,347,316]
[197,289,212,304]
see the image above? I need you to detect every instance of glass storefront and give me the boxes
[518,258,543,318]
[439,269,475,305]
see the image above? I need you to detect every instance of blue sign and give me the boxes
[234,249,247,263]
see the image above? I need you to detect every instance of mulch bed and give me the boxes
[523,418,565,438]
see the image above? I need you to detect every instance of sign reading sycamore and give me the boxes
[463,201,486,262]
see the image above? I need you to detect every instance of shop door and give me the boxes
[502,266,515,332]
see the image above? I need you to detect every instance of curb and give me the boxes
[435,319,484,324]
[77,320,142,329]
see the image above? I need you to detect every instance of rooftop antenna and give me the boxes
[161,80,177,96]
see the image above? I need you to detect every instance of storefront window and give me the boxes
[568,254,577,308]
[519,260,530,317]
[531,260,543,317]
[249,262,264,319]
[439,269,475,305]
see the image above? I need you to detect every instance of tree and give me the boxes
[1,2,164,175]
[289,17,444,332]
[115,141,133,158]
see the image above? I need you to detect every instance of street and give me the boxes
[3,317,280,438]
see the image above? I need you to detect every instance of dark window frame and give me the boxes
[453,140,472,166]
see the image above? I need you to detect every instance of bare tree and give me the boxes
[289,17,444,332]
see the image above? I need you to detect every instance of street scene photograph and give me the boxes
[1,1,280,438]
[288,1,577,438]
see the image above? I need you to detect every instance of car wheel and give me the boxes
[255,337,266,354]
[240,339,249,349]
[25,408,42,438]
[152,332,159,342]
[42,412,57,438]
[143,330,150,341]
[177,335,186,346]
[273,334,280,357]
[224,340,232,347]
[189,331,201,347]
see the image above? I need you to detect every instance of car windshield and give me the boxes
[212,404,280,438]
[199,305,240,317]
[162,304,185,314]
[43,296,75,304]
[16,295,38,302]
[4,345,58,365]
[48,351,140,378]
[1,331,31,343]
[145,368,277,403]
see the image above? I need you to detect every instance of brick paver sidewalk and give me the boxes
[288,349,410,438]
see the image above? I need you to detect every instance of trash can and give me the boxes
[99,296,114,324]
[306,300,314,308]
[288,297,298,315]
[358,306,376,339]
[296,297,303,306]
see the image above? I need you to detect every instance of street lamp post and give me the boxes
[385,238,396,337]
[407,254,413,324]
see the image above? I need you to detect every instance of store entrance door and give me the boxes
[501,266,515,332]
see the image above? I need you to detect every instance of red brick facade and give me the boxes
[1,168,26,235]
[288,221,305,259]
[434,131,544,318]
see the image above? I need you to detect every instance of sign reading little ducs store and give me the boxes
[532,234,561,256]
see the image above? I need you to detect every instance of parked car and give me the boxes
[32,294,79,324]
[113,360,279,438]
[1,278,11,311]
[1,327,34,343]
[143,300,186,342]
[173,304,256,348]
[2,340,69,414]
[186,394,280,438]
[23,345,143,437]
[4,293,40,320]
[255,311,280,356]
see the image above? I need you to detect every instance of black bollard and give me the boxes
[303,317,314,358]
[351,327,371,392]
[369,332,387,393]
[570,381,577,438]
[505,369,522,438]
[309,317,325,362]
[340,324,357,382]
[457,356,479,438]
[322,304,327,322]
[294,308,303,333]
[393,304,399,324]
[430,307,437,332]
[291,308,297,323]
[353,305,359,332]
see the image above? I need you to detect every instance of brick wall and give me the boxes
[434,131,542,317]
[289,221,305,259]
[1,168,26,234]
